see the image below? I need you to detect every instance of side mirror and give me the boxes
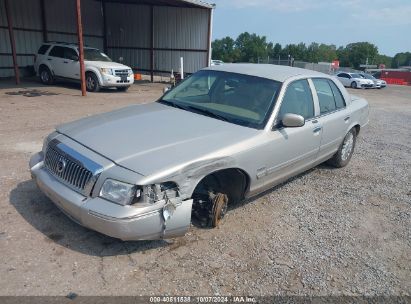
[282,113,305,127]
[163,86,171,93]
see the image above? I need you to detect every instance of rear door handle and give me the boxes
[47,58,52,61]
[63,61,68,63]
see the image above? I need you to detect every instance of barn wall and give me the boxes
[1,0,211,78]
[106,3,210,74]
[0,0,103,77]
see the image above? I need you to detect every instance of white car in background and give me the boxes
[360,73,387,89]
[34,42,134,92]
[336,72,374,89]
[210,60,224,66]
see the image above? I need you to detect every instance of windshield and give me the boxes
[83,49,112,62]
[361,74,375,80]
[159,70,281,129]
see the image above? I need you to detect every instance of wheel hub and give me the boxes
[210,193,228,227]
[341,132,354,161]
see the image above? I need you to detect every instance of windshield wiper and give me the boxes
[158,99,230,122]
[184,105,230,122]
[157,99,187,111]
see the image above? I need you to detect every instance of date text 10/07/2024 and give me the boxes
[149,296,257,303]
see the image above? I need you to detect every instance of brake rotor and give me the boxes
[210,193,228,227]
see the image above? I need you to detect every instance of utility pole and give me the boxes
[76,0,86,96]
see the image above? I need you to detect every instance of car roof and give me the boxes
[204,63,328,82]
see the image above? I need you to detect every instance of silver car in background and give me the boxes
[360,73,387,89]
[336,72,374,89]
[29,64,369,241]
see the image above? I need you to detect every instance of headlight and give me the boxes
[99,179,137,206]
[128,69,133,76]
[100,68,113,75]
[99,180,179,206]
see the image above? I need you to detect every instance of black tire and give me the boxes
[117,86,130,92]
[39,66,54,85]
[350,81,357,89]
[86,73,100,92]
[327,128,357,168]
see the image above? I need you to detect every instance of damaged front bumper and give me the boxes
[29,152,193,241]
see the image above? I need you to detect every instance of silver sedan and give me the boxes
[30,64,369,240]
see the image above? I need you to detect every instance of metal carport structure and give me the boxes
[0,0,214,95]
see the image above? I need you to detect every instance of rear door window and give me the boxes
[312,78,337,114]
[48,46,65,58]
[63,47,78,60]
[37,44,51,55]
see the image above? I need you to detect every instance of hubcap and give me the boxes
[341,132,354,161]
[41,71,49,82]
[87,77,95,90]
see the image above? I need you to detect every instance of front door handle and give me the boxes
[344,116,350,122]
[47,58,52,61]
[313,126,322,133]
[63,61,68,64]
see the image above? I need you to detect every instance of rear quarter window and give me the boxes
[328,80,346,109]
[37,44,51,55]
[312,78,336,114]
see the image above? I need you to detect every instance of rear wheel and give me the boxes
[86,73,100,92]
[39,66,54,85]
[327,128,357,168]
[350,81,357,89]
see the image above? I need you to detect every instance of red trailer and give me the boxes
[380,70,411,86]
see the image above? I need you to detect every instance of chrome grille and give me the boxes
[44,140,102,195]
[115,69,129,76]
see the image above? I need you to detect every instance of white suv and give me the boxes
[34,42,134,92]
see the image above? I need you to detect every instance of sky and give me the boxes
[211,0,411,56]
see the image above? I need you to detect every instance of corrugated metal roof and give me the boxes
[179,0,215,9]
[100,0,214,9]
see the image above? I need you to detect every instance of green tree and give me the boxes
[235,32,269,63]
[270,43,282,59]
[211,32,393,68]
[211,36,238,62]
[281,43,307,61]
[392,52,411,68]
[375,54,392,68]
[337,46,350,67]
[344,42,378,69]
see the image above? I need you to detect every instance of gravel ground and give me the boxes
[0,80,410,296]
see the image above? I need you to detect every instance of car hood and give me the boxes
[85,61,131,69]
[57,102,259,176]
[354,77,372,84]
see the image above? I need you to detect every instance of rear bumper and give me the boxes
[29,152,190,240]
